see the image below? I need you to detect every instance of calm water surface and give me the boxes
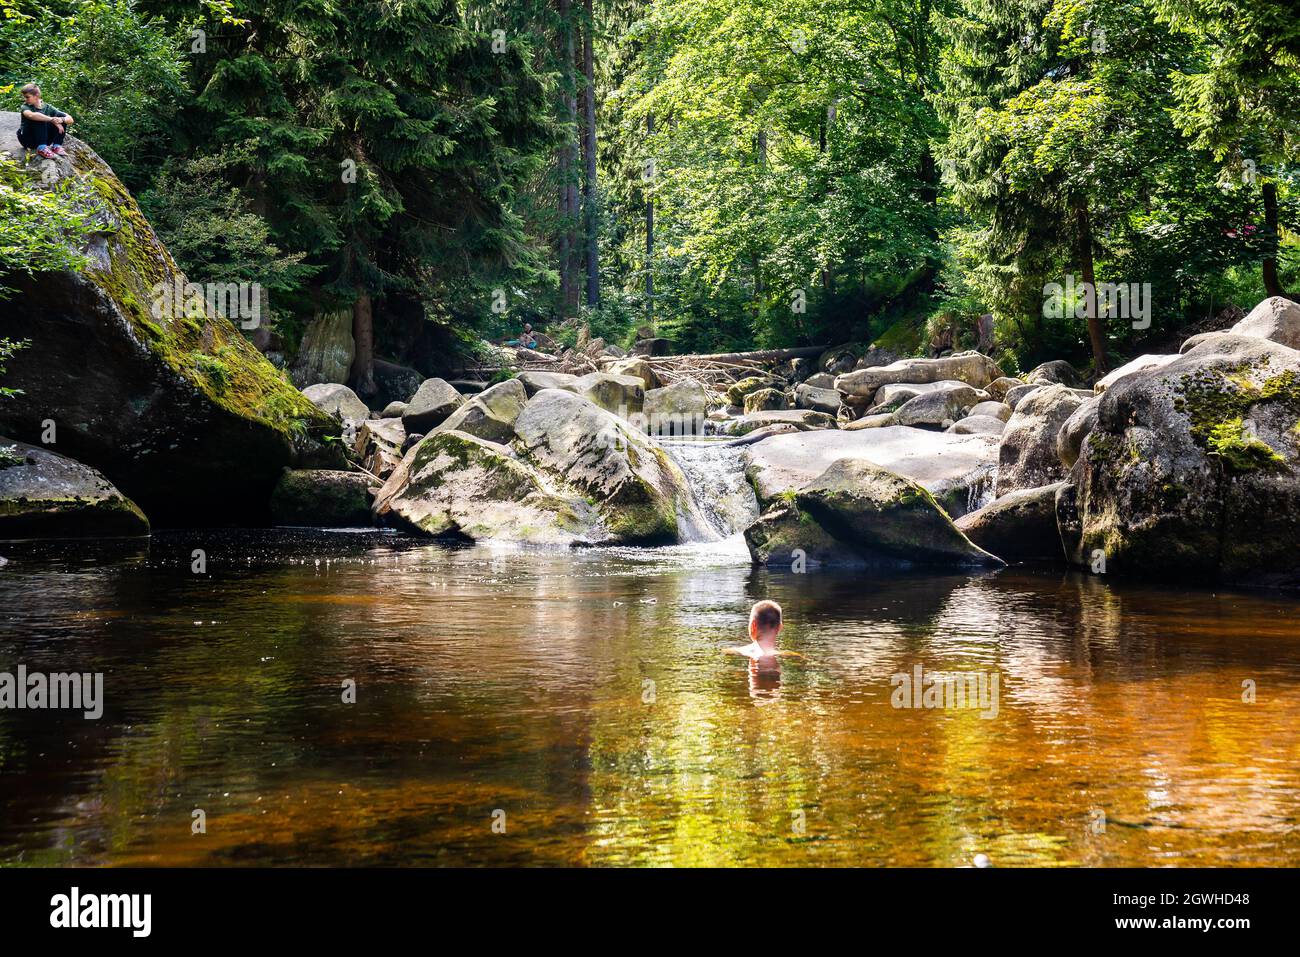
[1,529,1298,866]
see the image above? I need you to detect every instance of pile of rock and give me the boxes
[950,296,1300,587]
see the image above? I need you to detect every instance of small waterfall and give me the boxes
[659,438,761,541]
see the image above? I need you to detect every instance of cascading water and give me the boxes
[658,437,761,542]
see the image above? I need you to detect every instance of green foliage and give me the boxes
[137,143,317,327]
[0,336,28,399]
[2,0,1296,377]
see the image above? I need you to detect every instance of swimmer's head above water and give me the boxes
[725,600,801,666]
[749,599,783,651]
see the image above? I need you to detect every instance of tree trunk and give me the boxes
[560,0,580,314]
[1262,180,1289,300]
[645,113,654,332]
[648,345,829,365]
[581,0,600,308]
[350,290,376,397]
[1074,199,1108,374]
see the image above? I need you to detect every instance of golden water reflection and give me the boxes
[0,530,1297,866]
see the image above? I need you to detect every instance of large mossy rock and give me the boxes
[743,387,787,414]
[0,120,339,525]
[0,438,149,538]
[572,371,645,415]
[726,375,781,407]
[1059,333,1300,585]
[995,384,1085,496]
[372,430,605,544]
[744,458,1000,568]
[643,378,709,436]
[743,426,998,518]
[512,388,705,543]
[645,377,710,418]
[270,469,377,527]
[955,482,1065,563]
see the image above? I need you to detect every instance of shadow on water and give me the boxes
[1,529,1299,865]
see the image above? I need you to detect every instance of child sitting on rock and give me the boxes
[17,83,73,159]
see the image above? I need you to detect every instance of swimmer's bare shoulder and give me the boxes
[722,645,805,660]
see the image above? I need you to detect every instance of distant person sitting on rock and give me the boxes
[725,600,801,662]
[17,84,73,159]
[505,322,538,349]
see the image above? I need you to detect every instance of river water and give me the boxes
[2,526,1299,867]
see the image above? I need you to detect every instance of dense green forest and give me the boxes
[2,0,1296,390]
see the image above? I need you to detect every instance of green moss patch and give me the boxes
[1177,364,1300,473]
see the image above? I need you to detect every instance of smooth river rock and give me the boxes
[743,426,999,518]
[0,439,149,538]
[744,458,1001,568]
[835,351,1002,399]
[512,389,705,543]
[373,430,605,544]
[955,482,1066,563]
[996,384,1085,496]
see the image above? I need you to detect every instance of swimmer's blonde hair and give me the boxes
[750,599,782,632]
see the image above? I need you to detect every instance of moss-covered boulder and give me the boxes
[743,426,998,518]
[512,388,706,543]
[1060,333,1300,585]
[571,371,645,416]
[270,469,377,526]
[0,119,339,525]
[743,387,787,414]
[372,430,605,544]
[0,438,148,538]
[742,499,852,568]
[725,375,780,407]
[745,458,1001,568]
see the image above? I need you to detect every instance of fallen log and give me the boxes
[644,345,829,365]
